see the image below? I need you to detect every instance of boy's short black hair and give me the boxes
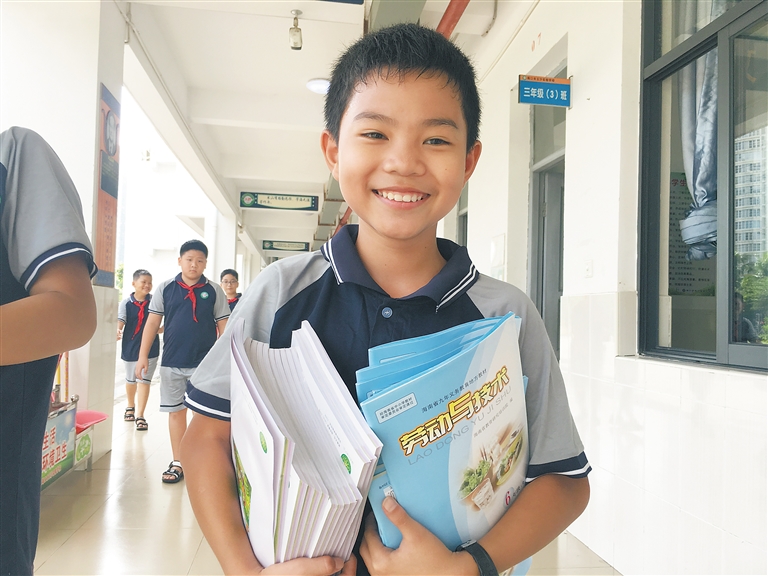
[132,269,151,281]
[325,23,481,151]
[180,239,208,257]
[220,269,239,281]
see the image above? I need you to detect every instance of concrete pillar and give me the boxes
[1,0,128,462]
[208,211,238,281]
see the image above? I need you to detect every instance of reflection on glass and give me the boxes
[660,0,741,56]
[732,16,768,346]
[658,51,718,352]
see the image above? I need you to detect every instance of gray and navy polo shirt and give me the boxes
[0,127,96,304]
[149,274,230,369]
[118,293,160,361]
[187,225,589,483]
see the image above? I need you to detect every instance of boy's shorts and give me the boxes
[159,366,195,412]
[124,357,158,384]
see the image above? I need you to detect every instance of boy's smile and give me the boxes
[322,71,481,250]
[133,275,153,301]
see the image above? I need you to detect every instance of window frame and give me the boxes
[639,0,768,370]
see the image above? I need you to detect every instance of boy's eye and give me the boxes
[425,137,450,146]
[361,131,385,140]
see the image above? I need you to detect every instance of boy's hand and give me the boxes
[117,329,123,341]
[257,555,354,575]
[360,497,478,575]
[135,357,148,381]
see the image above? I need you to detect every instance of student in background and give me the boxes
[136,240,229,483]
[182,25,589,576]
[117,269,160,431]
[0,127,97,576]
[219,268,241,311]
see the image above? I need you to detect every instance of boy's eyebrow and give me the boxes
[352,112,459,130]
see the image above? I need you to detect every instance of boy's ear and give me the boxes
[463,140,482,184]
[320,130,340,179]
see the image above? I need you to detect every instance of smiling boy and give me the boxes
[182,24,589,575]
[136,240,229,483]
[117,269,160,431]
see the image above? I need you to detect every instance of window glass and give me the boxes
[732,16,768,345]
[660,0,743,56]
[657,51,718,352]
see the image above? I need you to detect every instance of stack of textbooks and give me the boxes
[229,318,382,567]
[358,313,528,550]
[230,312,528,566]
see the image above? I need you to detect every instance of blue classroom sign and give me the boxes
[518,75,571,107]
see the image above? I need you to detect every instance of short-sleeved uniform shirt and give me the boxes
[0,126,97,574]
[149,274,230,369]
[227,293,242,311]
[188,225,590,482]
[118,293,160,361]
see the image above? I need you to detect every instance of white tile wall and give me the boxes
[558,295,766,576]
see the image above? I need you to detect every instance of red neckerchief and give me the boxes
[131,296,150,339]
[176,278,207,322]
[227,297,239,305]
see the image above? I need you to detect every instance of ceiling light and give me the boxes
[306,78,330,94]
[289,10,302,51]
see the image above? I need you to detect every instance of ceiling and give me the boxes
[122,0,534,261]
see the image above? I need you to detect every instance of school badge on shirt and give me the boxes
[200,291,210,299]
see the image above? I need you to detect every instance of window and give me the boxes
[640,0,767,370]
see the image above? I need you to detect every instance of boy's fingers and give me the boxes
[381,496,419,538]
[340,554,357,575]
[261,555,344,575]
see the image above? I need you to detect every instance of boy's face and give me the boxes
[220,274,239,297]
[178,250,207,282]
[132,275,152,298]
[321,71,481,246]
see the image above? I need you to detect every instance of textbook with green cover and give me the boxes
[229,318,382,567]
[358,313,528,551]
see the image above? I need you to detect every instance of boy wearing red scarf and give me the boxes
[117,269,160,431]
[136,240,229,483]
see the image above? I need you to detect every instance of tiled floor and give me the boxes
[34,350,619,575]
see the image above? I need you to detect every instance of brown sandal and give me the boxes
[123,407,135,421]
[135,417,148,431]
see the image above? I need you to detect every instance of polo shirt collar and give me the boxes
[130,292,150,304]
[320,224,478,311]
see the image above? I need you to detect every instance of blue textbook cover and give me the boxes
[359,313,528,551]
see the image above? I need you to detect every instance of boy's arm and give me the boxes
[117,320,125,340]
[361,475,589,575]
[216,318,228,336]
[0,254,96,366]
[135,313,161,379]
[182,412,352,576]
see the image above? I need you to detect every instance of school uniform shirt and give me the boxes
[0,127,97,575]
[149,274,230,369]
[118,293,160,361]
[187,224,590,484]
[228,292,242,311]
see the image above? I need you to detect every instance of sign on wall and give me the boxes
[262,240,310,252]
[518,75,571,108]
[94,83,120,287]
[240,192,318,211]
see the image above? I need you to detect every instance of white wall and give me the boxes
[467,1,767,574]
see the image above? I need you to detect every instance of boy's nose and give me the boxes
[382,141,426,176]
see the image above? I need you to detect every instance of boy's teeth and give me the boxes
[379,190,423,202]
